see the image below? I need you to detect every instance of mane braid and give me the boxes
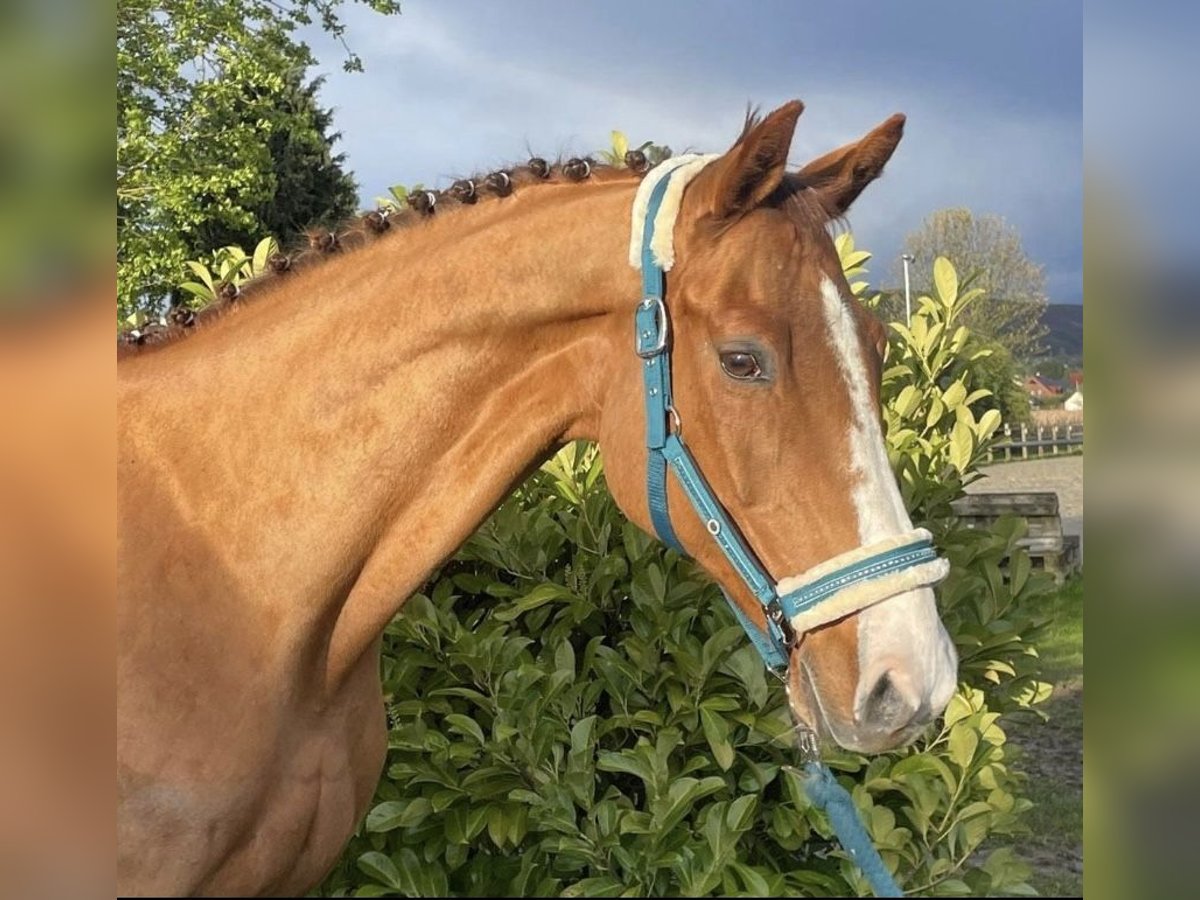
[117,156,642,357]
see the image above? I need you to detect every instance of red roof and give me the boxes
[1025,375,1065,395]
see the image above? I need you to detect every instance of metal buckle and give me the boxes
[636,295,669,358]
[795,727,821,764]
[766,600,797,652]
[766,660,790,683]
[666,404,682,435]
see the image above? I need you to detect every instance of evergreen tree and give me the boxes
[117,0,400,318]
[961,339,1031,425]
[186,72,359,257]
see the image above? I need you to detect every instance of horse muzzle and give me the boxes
[788,587,958,754]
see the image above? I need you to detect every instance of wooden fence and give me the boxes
[985,423,1083,463]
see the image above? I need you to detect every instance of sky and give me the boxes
[1084,1,1200,265]
[301,1,1082,302]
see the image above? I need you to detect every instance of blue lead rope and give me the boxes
[799,762,903,897]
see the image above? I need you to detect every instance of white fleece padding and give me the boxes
[775,529,950,636]
[628,153,721,272]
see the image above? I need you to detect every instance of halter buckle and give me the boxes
[635,295,669,358]
[666,404,682,435]
[767,600,797,652]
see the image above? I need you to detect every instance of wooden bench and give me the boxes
[949,491,1081,584]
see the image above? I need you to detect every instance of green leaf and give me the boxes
[723,645,768,709]
[924,394,944,429]
[562,877,626,897]
[646,562,666,602]
[894,384,920,418]
[934,878,972,895]
[700,707,735,771]
[185,260,215,293]
[948,722,980,770]
[365,800,407,833]
[701,625,743,677]
[597,748,655,786]
[948,420,973,473]
[977,408,1002,440]
[355,851,403,892]
[933,256,959,307]
[611,130,629,161]
[365,796,430,837]
[486,804,508,848]
[842,249,872,271]
[570,715,597,754]
[445,713,485,745]
[177,282,213,300]
[251,236,276,276]
[555,637,576,676]
[507,805,529,846]
[869,804,896,842]
[1009,549,1032,595]
[892,753,958,794]
[726,793,758,831]
[494,583,575,621]
[654,775,726,835]
[352,885,399,898]
[730,862,772,896]
[958,286,986,311]
[954,403,977,430]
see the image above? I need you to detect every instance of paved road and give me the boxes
[965,456,1083,556]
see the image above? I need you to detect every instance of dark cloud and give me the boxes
[304,1,1081,301]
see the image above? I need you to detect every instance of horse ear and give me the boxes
[710,100,805,221]
[797,113,906,217]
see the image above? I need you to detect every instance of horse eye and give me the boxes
[720,351,762,380]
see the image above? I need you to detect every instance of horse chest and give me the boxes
[205,720,386,896]
[119,661,388,896]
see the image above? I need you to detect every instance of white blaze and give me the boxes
[817,276,957,719]
[817,277,910,543]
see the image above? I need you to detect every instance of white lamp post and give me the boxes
[901,253,915,325]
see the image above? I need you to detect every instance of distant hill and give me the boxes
[868,291,1083,362]
[1038,304,1083,359]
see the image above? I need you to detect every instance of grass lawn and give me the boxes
[1008,576,1084,896]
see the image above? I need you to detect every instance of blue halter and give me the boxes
[635,167,939,672]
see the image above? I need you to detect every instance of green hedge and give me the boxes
[319,247,1054,897]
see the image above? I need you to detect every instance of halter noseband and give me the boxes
[633,158,947,672]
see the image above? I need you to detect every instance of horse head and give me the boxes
[599,101,958,753]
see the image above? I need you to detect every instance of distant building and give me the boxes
[1024,374,1067,399]
[1064,390,1084,412]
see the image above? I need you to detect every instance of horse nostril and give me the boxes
[857,672,922,734]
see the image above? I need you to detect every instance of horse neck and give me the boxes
[120,179,639,691]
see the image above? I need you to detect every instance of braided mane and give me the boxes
[118,150,656,356]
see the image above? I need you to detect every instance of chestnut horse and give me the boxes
[117,101,957,896]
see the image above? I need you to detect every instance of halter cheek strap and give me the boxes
[632,157,948,672]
